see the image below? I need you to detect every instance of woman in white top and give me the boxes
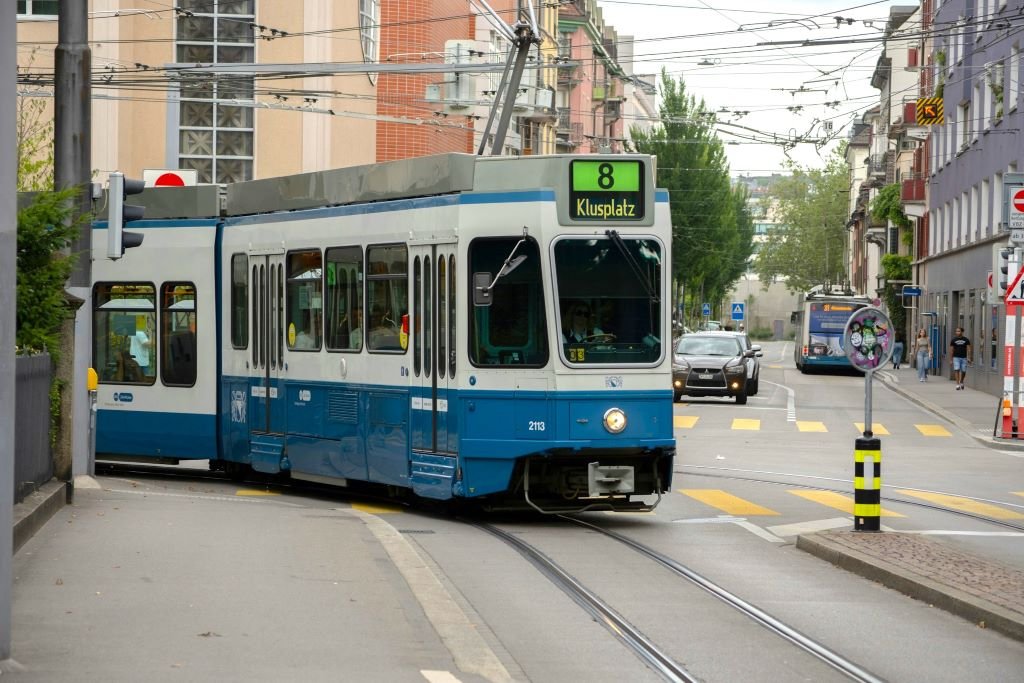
[912,328,932,382]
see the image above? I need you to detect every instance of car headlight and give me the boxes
[725,363,745,374]
[603,407,627,434]
[673,355,689,370]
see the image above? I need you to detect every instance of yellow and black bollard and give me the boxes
[853,436,881,531]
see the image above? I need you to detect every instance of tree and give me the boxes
[880,253,912,343]
[629,70,754,325]
[16,189,82,355]
[755,144,851,293]
[17,53,55,192]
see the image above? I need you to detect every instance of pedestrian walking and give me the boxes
[949,326,972,390]
[913,328,932,382]
[891,333,905,370]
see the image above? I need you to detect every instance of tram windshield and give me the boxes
[554,236,663,365]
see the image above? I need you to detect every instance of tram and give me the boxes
[91,153,675,512]
[791,286,872,373]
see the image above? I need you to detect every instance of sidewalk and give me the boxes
[9,368,1024,650]
[799,364,1024,642]
[875,364,1024,451]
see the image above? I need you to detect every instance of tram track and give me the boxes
[680,464,1024,533]
[472,517,885,683]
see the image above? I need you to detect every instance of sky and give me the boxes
[597,0,911,176]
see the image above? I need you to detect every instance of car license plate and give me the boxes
[698,373,713,379]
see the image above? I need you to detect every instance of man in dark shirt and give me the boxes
[949,327,972,390]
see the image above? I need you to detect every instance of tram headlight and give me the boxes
[603,407,627,434]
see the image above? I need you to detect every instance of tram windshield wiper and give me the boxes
[473,227,530,306]
[605,229,659,303]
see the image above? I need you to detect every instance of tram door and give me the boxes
[248,249,286,436]
[411,244,457,454]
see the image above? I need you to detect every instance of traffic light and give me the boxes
[107,171,145,259]
[997,246,1014,298]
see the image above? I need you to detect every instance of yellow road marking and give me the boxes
[789,490,904,517]
[854,422,890,435]
[895,490,1024,519]
[351,502,404,514]
[1013,492,1024,499]
[680,489,779,515]
[915,424,952,436]
[731,418,760,431]
[796,421,827,432]
[236,489,281,497]
[674,415,699,429]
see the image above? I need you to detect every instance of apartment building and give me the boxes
[849,0,1023,394]
[18,1,641,183]
[17,0,378,182]
[555,0,626,154]
[923,0,1022,393]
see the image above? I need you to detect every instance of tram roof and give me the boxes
[128,153,657,221]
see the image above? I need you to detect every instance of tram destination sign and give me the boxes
[569,160,645,221]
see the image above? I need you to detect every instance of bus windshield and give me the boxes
[808,301,864,357]
[554,236,663,365]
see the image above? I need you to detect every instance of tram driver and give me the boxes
[562,300,604,343]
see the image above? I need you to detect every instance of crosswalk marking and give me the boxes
[767,517,851,537]
[680,489,780,516]
[895,490,1024,519]
[789,490,904,517]
[914,424,952,436]
[854,422,890,435]
[669,419,938,435]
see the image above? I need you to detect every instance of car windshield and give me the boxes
[676,336,741,357]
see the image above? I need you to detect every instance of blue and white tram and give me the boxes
[92,153,676,512]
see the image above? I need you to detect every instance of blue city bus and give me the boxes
[792,289,872,372]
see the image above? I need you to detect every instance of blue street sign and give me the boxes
[731,302,745,321]
[702,303,711,316]
[902,285,922,297]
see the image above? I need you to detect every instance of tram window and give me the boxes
[160,283,197,387]
[468,237,548,367]
[424,256,432,377]
[230,254,247,348]
[553,236,664,365]
[367,244,408,353]
[251,264,258,368]
[259,264,265,368]
[448,254,456,377]
[325,246,363,352]
[286,249,323,351]
[438,256,446,379]
[277,263,284,367]
[269,264,277,369]
[93,283,157,385]
[413,256,421,375]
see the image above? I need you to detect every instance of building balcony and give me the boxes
[901,177,926,202]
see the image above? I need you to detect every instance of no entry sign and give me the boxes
[1011,186,1024,229]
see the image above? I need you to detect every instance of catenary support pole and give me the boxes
[54,0,93,479]
[1,0,17,665]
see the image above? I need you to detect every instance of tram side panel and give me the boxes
[218,206,426,487]
[92,221,220,462]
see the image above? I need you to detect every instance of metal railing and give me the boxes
[15,353,53,503]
